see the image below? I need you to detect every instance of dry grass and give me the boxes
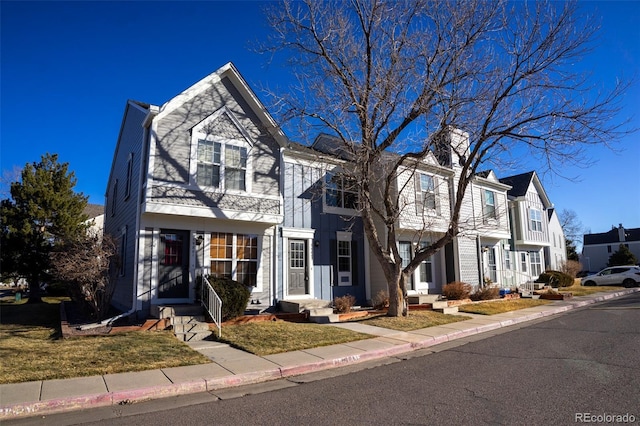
[458,299,551,315]
[353,310,470,331]
[0,297,210,384]
[218,321,372,356]
[560,283,625,297]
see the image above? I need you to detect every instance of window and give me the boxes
[161,233,182,266]
[398,241,414,290]
[418,174,436,211]
[529,208,543,232]
[419,242,433,283]
[483,190,496,220]
[487,248,497,282]
[210,232,258,286]
[111,179,118,217]
[520,252,527,273]
[125,153,133,200]
[530,251,542,277]
[325,172,358,210]
[607,245,612,253]
[504,251,512,270]
[196,140,248,191]
[336,231,353,286]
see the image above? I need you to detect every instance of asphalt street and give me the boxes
[10,292,640,426]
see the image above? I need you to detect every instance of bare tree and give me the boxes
[263,0,632,316]
[51,233,119,321]
[559,209,584,247]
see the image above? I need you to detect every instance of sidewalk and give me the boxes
[1,289,637,420]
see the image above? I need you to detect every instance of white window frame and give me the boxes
[418,241,434,288]
[208,232,260,289]
[323,170,358,215]
[520,252,528,273]
[419,174,437,211]
[483,189,496,221]
[529,208,543,232]
[530,251,542,277]
[336,231,352,286]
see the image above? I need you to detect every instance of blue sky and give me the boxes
[1,1,639,241]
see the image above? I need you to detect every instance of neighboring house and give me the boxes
[104,63,286,319]
[582,224,640,272]
[83,203,104,237]
[499,171,552,283]
[280,135,368,305]
[545,208,567,271]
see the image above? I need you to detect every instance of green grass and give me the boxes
[458,299,551,315]
[0,296,210,384]
[217,321,373,356]
[353,310,470,331]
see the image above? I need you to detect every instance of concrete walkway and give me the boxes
[1,289,637,420]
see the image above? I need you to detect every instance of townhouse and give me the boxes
[105,63,566,319]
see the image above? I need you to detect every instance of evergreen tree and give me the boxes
[566,238,580,261]
[607,244,638,267]
[0,154,88,302]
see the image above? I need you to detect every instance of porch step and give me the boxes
[433,306,459,314]
[279,299,332,313]
[408,294,440,305]
[308,308,334,316]
[309,314,340,324]
[153,304,212,342]
[431,301,449,309]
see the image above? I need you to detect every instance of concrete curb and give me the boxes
[2,288,638,420]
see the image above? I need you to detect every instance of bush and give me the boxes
[470,286,500,301]
[535,270,574,288]
[442,281,472,300]
[333,294,356,313]
[558,260,582,278]
[371,290,389,310]
[206,276,251,321]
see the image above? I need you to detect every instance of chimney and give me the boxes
[618,224,626,242]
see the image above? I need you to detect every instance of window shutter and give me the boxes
[415,173,423,215]
[351,240,358,286]
[330,239,337,286]
[434,176,441,215]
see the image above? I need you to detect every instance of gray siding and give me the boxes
[104,102,147,313]
[283,162,322,228]
[151,76,281,203]
[147,186,279,214]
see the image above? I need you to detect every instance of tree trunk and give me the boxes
[26,273,42,303]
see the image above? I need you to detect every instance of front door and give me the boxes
[158,229,190,299]
[288,239,308,295]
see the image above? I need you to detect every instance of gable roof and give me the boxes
[156,62,287,147]
[584,226,640,245]
[499,171,551,207]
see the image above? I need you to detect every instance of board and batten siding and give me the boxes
[283,161,323,229]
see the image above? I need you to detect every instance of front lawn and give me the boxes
[218,321,373,356]
[458,299,551,315]
[353,310,470,331]
[0,297,210,384]
[559,283,625,297]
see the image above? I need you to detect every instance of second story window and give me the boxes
[196,140,248,191]
[325,172,357,210]
[483,189,496,220]
[419,174,436,210]
[529,208,543,232]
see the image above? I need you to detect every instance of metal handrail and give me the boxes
[201,276,222,338]
[487,269,535,293]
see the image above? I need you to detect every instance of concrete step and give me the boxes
[279,299,332,313]
[431,301,449,309]
[153,304,203,318]
[171,315,206,325]
[309,314,340,324]
[433,306,459,314]
[307,308,334,316]
[408,294,440,305]
[173,322,211,334]
[176,331,212,342]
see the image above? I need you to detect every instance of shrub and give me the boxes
[535,270,574,288]
[442,281,472,300]
[558,260,582,278]
[206,276,251,321]
[371,290,389,310]
[334,294,356,313]
[470,286,500,301]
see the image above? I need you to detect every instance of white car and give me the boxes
[581,266,640,288]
